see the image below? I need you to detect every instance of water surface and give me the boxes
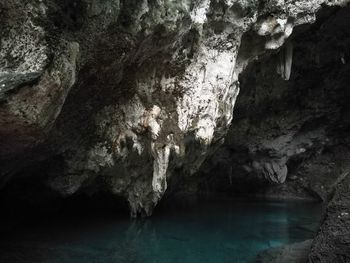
[0,197,321,263]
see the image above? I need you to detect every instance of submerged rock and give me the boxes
[256,239,313,263]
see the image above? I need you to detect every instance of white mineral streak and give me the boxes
[340,53,346,64]
[284,42,293,80]
[150,133,180,199]
[151,142,170,198]
[277,42,294,80]
[143,105,172,197]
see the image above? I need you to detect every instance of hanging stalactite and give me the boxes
[277,42,293,80]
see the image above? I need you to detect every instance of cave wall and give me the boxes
[197,4,350,201]
[192,6,350,261]
[2,0,348,216]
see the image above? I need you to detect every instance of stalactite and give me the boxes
[277,42,293,80]
[340,52,346,64]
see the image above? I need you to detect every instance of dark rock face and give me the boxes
[1,0,350,262]
[3,0,347,217]
[309,174,350,263]
[197,4,350,202]
[194,5,350,263]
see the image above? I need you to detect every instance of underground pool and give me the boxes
[0,197,322,263]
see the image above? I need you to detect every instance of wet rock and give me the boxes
[256,239,313,263]
[309,173,350,263]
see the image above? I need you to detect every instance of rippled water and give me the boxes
[0,197,321,263]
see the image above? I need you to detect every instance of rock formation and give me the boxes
[1,0,350,221]
[197,3,350,201]
[194,4,350,262]
[309,173,350,262]
[2,1,350,262]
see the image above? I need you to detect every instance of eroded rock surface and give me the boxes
[1,0,349,217]
[197,4,350,202]
[309,174,350,263]
[191,5,350,262]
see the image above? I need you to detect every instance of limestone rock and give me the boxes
[0,0,349,216]
[197,3,350,202]
[309,174,350,263]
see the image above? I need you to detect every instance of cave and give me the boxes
[1,1,350,262]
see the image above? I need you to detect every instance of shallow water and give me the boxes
[0,197,321,263]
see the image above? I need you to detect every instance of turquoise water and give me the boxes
[0,197,321,263]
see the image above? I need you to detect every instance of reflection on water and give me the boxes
[0,197,321,263]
